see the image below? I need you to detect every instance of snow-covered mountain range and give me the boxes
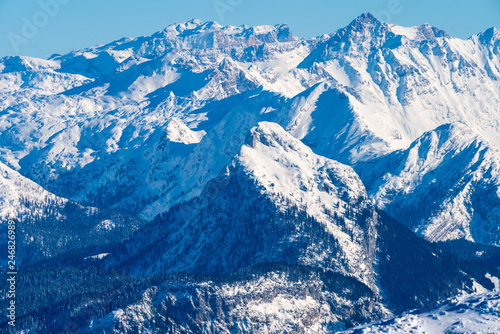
[1,13,499,246]
[82,122,497,332]
[1,12,500,333]
[356,122,500,245]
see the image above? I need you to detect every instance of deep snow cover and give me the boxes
[1,14,499,246]
[1,13,500,333]
[341,291,500,334]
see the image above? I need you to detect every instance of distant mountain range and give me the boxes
[1,13,500,333]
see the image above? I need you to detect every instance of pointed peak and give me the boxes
[359,12,378,21]
[415,23,450,39]
[239,122,368,231]
[199,21,223,30]
[413,122,480,150]
[319,13,388,54]
[477,27,500,44]
[188,18,203,25]
[332,12,386,40]
[348,12,382,30]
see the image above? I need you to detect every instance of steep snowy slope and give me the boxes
[0,160,146,265]
[0,14,499,258]
[341,291,500,334]
[15,122,496,334]
[2,14,500,334]
[112,122,379,287]
[100,123,498,318]
[0,160,67,219]
[294,14,500,163]
[355,122,500,245]
[1,14,499,224]
[0,20,309,218]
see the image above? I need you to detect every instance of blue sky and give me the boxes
[1,0,499,59]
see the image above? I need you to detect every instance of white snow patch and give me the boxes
[341,291,500,334]
[84,253,110,260]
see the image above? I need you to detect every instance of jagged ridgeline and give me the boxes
[1,12,500,333]
[1,13,499,245]
[3,123,499,333]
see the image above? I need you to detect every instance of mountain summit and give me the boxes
[1,14,500,333]
[1,15,499,243]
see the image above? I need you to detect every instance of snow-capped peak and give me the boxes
[330,13,451,50]
[239,122,374,285]
[0,161,67,219]
[151,20,295,49]
[330,12,387,44]
[241,122,367,218]
[389,23,450,41]
[0,55,59,73]
[361,121,500,245]
[476,27,500,44]
[345,13,382,32]
[165,117,206,144]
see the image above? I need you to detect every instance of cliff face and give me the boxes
[1,14,500,333]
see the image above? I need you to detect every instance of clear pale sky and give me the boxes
[1,0,499,59]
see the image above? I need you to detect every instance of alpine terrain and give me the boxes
[1,13,500,333]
